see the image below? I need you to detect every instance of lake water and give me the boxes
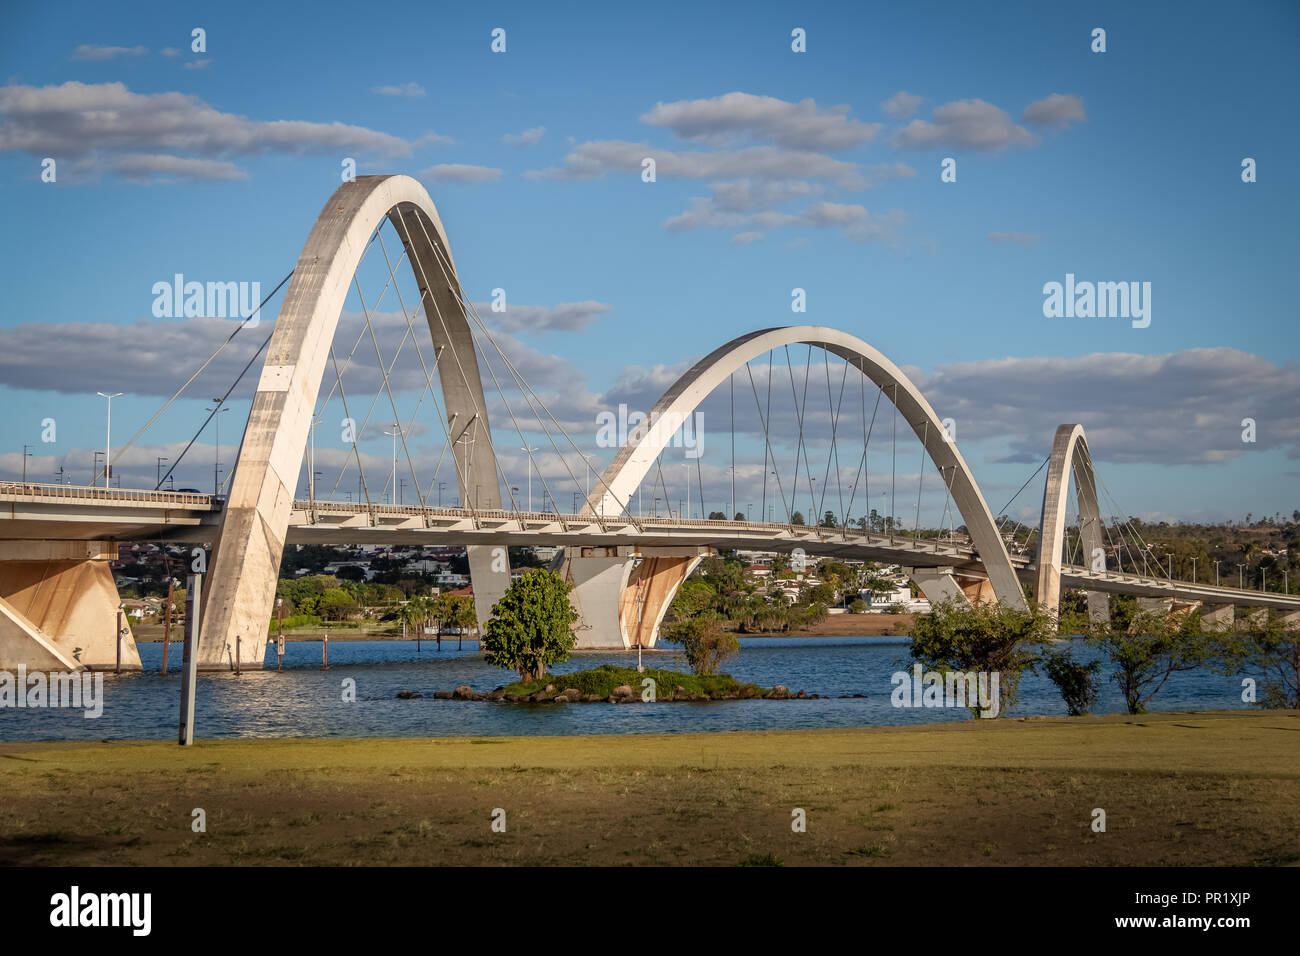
[0,636,1252,742]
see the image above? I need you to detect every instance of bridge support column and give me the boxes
[561,546,711,649]
[904,567,969,607]
[621,547,711,649]
[466,545,511,635]
[0,541,139,671]
[1237,607,1267,631]
[956,576,997,605]
[1198,603,1234,632]
[562,546,636,649]
[1282,610,1300,630]
[1086,592,1109,623]
[1138,597,1172,616]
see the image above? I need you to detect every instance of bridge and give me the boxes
[2,174,1296,672]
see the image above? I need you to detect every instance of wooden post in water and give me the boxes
[235,635,241,675]
[275,599,284,671]
[178,573,201,746]
[115,607,123,674]
[161,578,173,675]
[322,632,329,670]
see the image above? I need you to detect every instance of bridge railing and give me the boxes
[0,481,214,506]
[286,500,981,554]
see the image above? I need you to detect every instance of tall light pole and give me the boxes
[21,445,32,483]
[1214,559,1221,586]
[156,456,168,489]
[1237,563,1245,588]
[96,392,122,487]
[681,463,691,519]
[520,446,538,512]
[205,399,229,496]
[384,422,401,504]
[1191,556,1198,584]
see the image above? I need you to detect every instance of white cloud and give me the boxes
[641,92,881,150]
[1022,93,1087,128]
[476,300,612,333]
[372,82,426,98]
[112,153,249,182]
[0,82,412,181]
[72,44,148,61]
[527,140,866,189]
[892,98,1037,151]
[503,126,546,147]
[882,91,922,118]
[912,348,1300,465]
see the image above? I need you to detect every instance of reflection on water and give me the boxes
[0,636,1250,742]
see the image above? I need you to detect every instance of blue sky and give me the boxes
[0,0,1297,524]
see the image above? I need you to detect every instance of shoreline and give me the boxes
[130,612,918,643]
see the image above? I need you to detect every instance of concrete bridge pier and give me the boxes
[563,546,635,649]
[1198,603,1235,631]
[1138,597,1173,616]
[904,567,970,606]
[0,540,139,671]
[1237,607,1267,631]
[562,545,710,649]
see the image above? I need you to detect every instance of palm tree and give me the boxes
[400,596,428,641]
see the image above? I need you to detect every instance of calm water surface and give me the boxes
[0,636,1250,742]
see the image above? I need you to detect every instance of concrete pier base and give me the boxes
[1198,603,1235,631]
[561,545,710,649]
[1237,607,1267,632]
[1138,597,1172,616]
[905,567,968,606]
[0,541,138,671]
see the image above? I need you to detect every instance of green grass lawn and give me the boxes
[2,710,1297,866]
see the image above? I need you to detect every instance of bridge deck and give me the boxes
[2,482,1297,610]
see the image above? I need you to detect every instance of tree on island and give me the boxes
[662,610,738,675]
[481,568,578,681]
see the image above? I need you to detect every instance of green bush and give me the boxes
[661,611,739,675]
[505,664,759,699]
[1042,646,1101,715]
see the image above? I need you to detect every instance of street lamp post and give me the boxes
[96,392,122,487]
[92,450,104,486]
[205,399,229,496]
[520,446,539,512]
[21,445,32,483]
[1237,564,1245,588]
[1191,556,1198,584]
[1214,560,1221,586]
[156,456,168,489]
[384,422,401,504]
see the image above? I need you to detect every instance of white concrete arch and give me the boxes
[199,175,507,668]
[1034,424,1107,619]
[585,326,1028,611]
